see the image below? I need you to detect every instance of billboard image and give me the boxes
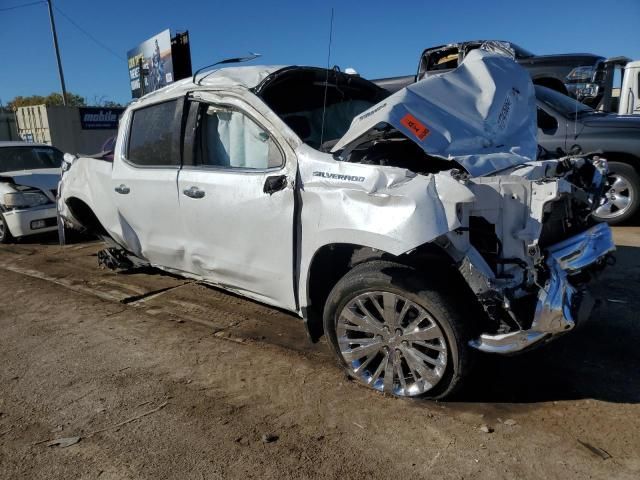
[127,29,174,98]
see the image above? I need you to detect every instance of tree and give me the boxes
[102,100,124,108]
[8,92,86,110]
[45,92,86,107]
[91,95,124,108]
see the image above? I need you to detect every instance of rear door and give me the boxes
[177,96,298,310]
[112,98,185,269]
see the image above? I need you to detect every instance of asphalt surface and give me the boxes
[0,227,639,479]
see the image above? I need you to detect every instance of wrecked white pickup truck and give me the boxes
[58,50,614,398]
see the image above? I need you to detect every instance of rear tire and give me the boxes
[0,213,14,244]
[593,161,639,225]
[323,260,474,399]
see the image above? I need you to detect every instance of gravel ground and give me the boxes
[0,227,639,479]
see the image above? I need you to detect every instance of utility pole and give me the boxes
[46,0,68,106]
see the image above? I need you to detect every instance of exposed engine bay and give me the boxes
[341,131,463,175]
[325,127,614,352]
[444,155,613,351]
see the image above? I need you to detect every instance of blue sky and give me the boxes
[1,0,638,105]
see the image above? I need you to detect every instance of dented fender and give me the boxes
[57,155,126,244]
[295,144,475,308]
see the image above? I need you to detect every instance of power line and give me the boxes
[53,5,125,61]
[0,0,44,13]
[1,1,124,62]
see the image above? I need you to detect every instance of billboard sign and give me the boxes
[127,29,174,98]
[79,107,125,130]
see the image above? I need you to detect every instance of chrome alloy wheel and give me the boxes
[595,173,634,219]
[336,291,448,396]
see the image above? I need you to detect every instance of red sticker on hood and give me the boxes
[400,113,430,140]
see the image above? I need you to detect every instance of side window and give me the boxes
[428,48,459,72]
[127,100,180,166]
[194,104,283,170]
[33,147,63,168]
[537,108,558,132]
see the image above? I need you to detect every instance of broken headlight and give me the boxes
[565,65,600,100]
[3,190,51,210]
[566,83,600,100]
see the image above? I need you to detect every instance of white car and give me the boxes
[0,142,62,243]
[58,51,614,398]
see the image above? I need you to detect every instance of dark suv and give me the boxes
[375,40,606,107]
[536,85,640,224]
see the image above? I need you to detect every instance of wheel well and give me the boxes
[533,77,568,95]
[304,242,479,342]
[65,197,107,236]
[601,152,640,173]
[304,244,362,341]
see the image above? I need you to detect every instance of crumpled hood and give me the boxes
[0,168,61,192]
[332,50,538,177]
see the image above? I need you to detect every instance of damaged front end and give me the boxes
[326,50,615,354]
[439,157,614,354]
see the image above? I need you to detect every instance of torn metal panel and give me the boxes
[332,50,537,176]
[295,144,476,308]
[296,143,474,254]
[471,223,614,353]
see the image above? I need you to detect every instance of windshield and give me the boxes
[0,146,63,173]
[535,85,593,117]
[257,67,387,151]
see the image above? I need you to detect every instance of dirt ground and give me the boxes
[0,228,639,479]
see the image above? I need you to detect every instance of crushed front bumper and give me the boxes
[471,222,615,354]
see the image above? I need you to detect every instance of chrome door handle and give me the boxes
[183,186,205,199]
[115,184,130,194]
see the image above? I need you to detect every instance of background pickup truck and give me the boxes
[374,44,640,225]
[375,40,607,107]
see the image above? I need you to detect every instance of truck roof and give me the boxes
[135,65,288,104]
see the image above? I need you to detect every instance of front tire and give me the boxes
[323,261,473,399]
[0,213,14,244]
[593,161,639,225]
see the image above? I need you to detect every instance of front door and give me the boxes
[177,98,297,310]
